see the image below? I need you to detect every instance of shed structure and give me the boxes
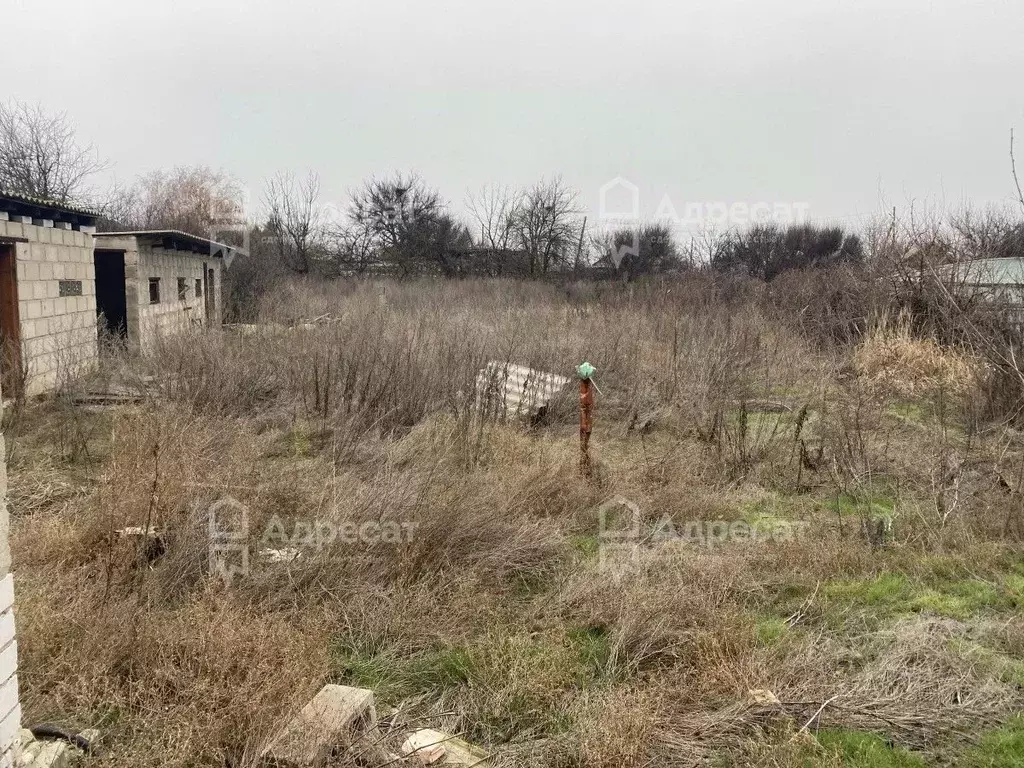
[0,192,243,395]
[0,191,99,396]
[91,231,238,353]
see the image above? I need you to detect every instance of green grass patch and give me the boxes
[825,573,913,606]
[960,716,1024,767]
[826,491,896,519]
[566,625,614,684]
[754,616,790,647]
[330,636,475,703]
[885,402,932,426]
[570,534,600,559]
[465,632,587,743]
[1004,573,1024,600]
[814,729,927,767]
[908,580,1004,620]
[823,571,1016,624]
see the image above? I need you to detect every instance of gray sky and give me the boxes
[5,0,1024,230]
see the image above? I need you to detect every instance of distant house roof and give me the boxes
[936,257,1024,286]
[94,230,246,260]
[0,189,98,226]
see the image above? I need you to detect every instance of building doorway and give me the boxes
[203,264,215,321]
[94,249,128,343]
[0,245,21,398]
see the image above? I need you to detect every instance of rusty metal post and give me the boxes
[578,362,596,476]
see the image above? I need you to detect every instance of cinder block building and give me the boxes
[0,192,100,396]
[92,231,231,353]
[0,192,241,395]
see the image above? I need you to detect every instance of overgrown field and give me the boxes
[5,276,1024,767]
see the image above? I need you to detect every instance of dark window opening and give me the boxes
[195,278,203,297]
[149,277,161,304]
[177,277,188,301]
[59,280,83,297]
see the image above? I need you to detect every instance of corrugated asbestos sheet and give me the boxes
[475,361,571,422]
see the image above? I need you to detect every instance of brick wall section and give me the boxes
[136,246,222,353]
[0,219,98,395]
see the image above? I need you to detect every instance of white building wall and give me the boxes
[135,246,222,353]
[0,371,20,765]
[0,219,98,395]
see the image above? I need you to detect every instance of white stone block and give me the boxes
[33,739,70,768]
[32,219,53,229]
[0,642,16,688]
[53,222,71,231]
[0,578,11,616]
[0,212,8,222]
[77,225,96,235]
[9,217,30,226]
[0,704,20,755]
[0,615,11,656]
[260,685,376,767]
[0,676,17,725]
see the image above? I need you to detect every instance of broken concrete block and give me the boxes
[24,739,70,768]
[474,361,570,423]
[260,685,376,767]
[747,689,780,705]
[402,730,447,764]
[401,729,491,767]
[257,548,302,564]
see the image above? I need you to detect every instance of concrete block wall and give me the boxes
[136,247,221,353]
[0,378,20,767]
[0,220,98,395]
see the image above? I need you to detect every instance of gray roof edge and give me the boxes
[94,229,248,257]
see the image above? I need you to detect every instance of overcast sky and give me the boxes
[5,0,1024,231]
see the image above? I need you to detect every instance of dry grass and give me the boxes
[4,274,1024,766]
[854,312,987,400]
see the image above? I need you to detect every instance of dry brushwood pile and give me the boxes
[5,276,1024,767]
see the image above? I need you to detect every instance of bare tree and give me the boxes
[466,185,524,273]
[325,221,377,275]
[511,177,582,275]
[103,166,244,239]
[348,173,446,276]
[263,171,325,274]
[0,99,105,204]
